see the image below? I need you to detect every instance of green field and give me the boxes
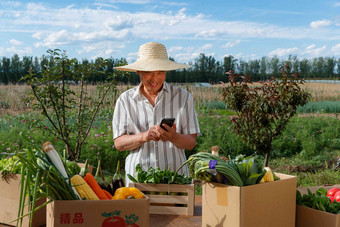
[0,83,340,188]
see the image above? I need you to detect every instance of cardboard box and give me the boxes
[296,205,340,227]
[46,197,150,227]
[0,174,46,227]
[129,183,195,216]
[296,185,340,227]
[202,173,297,227]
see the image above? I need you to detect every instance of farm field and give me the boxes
[0,82,339,188]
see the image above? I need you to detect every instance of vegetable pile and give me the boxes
[127,164,192,184]
[13,134,144,226]
[174,152,274,186]
[296,187,340,214]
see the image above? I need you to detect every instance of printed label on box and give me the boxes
[59,212,84,224]
[101,210,140,227]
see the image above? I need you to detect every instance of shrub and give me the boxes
[221,66,311,166]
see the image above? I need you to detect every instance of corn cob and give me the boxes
[262,167,274,182]
[70,174,99,200]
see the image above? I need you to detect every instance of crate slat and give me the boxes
[149,206,188,215]
[148,194,188,204]
[129,183,195,216]
[130,183,191,193]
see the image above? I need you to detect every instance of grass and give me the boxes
[1,82,340,189]
[1,82,340,115]
[297,101,340,113]
[270,149,340,187]
[2,110,339,188]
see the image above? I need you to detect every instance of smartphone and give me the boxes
[160,118,175,131]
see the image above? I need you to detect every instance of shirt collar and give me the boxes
[132,81,169,100]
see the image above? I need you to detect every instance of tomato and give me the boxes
[334,191,340,202]
[102,216,126,227]
[327,187,340,197]
[328,196,335,203]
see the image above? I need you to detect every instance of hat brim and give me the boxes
[114,59,191,72]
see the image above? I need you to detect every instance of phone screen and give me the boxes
[160,118,175,131]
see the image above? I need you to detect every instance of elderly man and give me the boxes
[113,42,200,186]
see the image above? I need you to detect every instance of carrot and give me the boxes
[83,173,109,200]
[102,189,112,199]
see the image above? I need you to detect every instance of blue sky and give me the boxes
[1,0,340,64]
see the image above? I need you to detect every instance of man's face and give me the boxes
[138,71,166,94]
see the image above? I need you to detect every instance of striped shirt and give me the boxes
[112,81,200,186]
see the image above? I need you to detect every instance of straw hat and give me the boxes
[114,42,191,72]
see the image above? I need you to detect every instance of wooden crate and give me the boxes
[129,183,195,216]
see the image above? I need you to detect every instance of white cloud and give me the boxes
[93,3,118,9]
[334,2,340,7]
[125,51,138,62]
[32,32,43,40]
[107,0,150,4]
[198,44,213,51]
[35,30,70,48]
[168,46,184,53]
[4,3,340,47]
[2,1,340,60]
[77,41,125,59]
[9,39,23,46]
[334,16,340,26]
[0,47,5,56]
[268,47,299,57]
[310,20,332,28]
[0,1,21,7]
[223,40,241,49]
[301,44,327,57]
[174,52,201,62]
[6,46,32,56]
[331,43,340,55]
[167,45,216,62]
[161,2,188,7]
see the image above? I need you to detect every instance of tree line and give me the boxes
[1,53,340,84]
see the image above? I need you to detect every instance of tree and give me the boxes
[194,53,208,82]
[22,56,33,81]
[222,66,311,166]
[223,55,237,73]
[311,57,325,79]
[269,56,280,77]
[291,55,300,74]
[299,58,310,78]
[325,57,336,78]
[22,49,127,160]
[32,57,41,75]
[1,57,11,84]
[248,59,260,80]
[337,58,340,77]
[10,54,22,83]
[259,56,267,80]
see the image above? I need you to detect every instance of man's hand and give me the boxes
[142,125,161,142]
[158,123,176,141]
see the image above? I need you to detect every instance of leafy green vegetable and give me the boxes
[0,156,23,178]
[15,133,80,227]
[296,188,340,214]
[173,152,266,187]
[233,155,266,186]
[65,160,81,177]
[128,164,192,184]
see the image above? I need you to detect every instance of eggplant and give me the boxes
[112,160,125,195]
[95,160,113,195]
